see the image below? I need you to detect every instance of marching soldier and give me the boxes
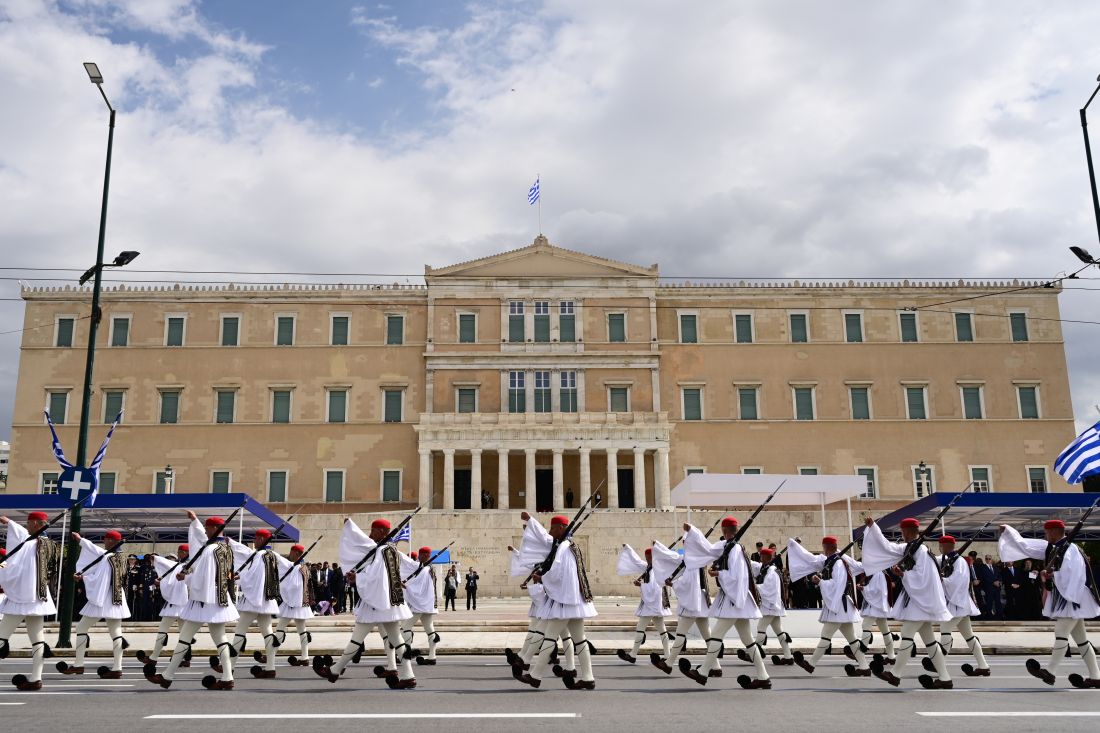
[750,547,794,666]
[1000,519,1100,688]
[0,512,60,691]
[786,536,869,677]
[138,545,191,667]
[861,517,953,689]
[934,535,990,678]
[853,569,896,666]
[402,546,441,665]
[144,512,239,690]
[57,530,130,679]
[274,544,315,667]
[616,544,673,664]
[649,539,715,675]
[679,518,771,690]
[508,516,574,679]
[222,529,282,679]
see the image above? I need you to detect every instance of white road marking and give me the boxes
[919,712,1100,717]
[0,702,27,705]
[148,714,580,720]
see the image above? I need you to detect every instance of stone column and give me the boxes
[656,446,672,509]
[633,446,646,509]
[497,449,510,510]
[443,448,455,511]
[552,448,564,510]
[471,448,483,509]
[578,447,592,506]
[606,448,619,509]
[418,448,432,508]
[525,448,537,512]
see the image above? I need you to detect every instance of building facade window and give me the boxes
[533,371,551,412]
[324,470,344,502]
[742,467,763,475]
[458,313,476,343]
[789,312,808,343]
[276,315,295,346]
[508,371,526,413]
[99,472,116,495]
[47,390,69,425]
[56,317,74,347]
[856,467,877,498]
[1010,312,1029,342]
[508,302,525,342]
[1027,466,1048,493]
[272,389,292,423]
[383,389,403,422]
[215,389,236,424]
[734,313,753,343]
[913,465,935,498]
[798,467,819,476]
[386,314,404,345]
[679,313,698,343]
[1017,385,1040,419]
[165,316,186,346]
[211,471,232,494]
[682,387,703,420]
[970,466,991,493]
[559,302,576,342]
[905,386,928,420]
[221,315,240,346]
[327,389,347,423]
[954,312,973,342]
[110,316,130,347]
[961,385,984,419]
[899,312,918,342]
[738,387,759,420]
[849,386,871,420]
[685,467,706,476]
[793,387,815,420]
[331,315,350,346]
[609,386,630,413]
[560,371,578,413]
[608,313,626,343]
[534,301,551,342]
[40,471,59,495]
[154,471,170,494]
[268,470,288,502]
[103,390,125,423]
[159,390,180,424]
[457,387,477,414]
[844,312,863,343]
[381,470,401,502]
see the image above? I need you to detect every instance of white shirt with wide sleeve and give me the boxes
[786,540,860,623]
[179,519,239,624]
[939,554,980,617]
[227,538,280,615]
[618,545,671,618]
[999,526,1100,619]
[860,523,949,622]
[652,540,709,618]
[860,570,892,619]
[509,548,547,618]
[0,520,56,616]
[750,561,786,617]
[682,525,760,620]
[404,563,438,615]
[338,519,413,624]
[539,539,597,620]
[76,538,130,619]
[274,554,314,620]
[152,555,189,617]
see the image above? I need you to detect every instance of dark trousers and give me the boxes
[445,594,456,611]
[466,590,477,610]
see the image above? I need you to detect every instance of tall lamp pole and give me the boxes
[57,63,140,646]
[1080,75,1100,248]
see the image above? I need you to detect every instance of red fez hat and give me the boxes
[205,516,226,527]
[938,535,956,544]
[0,548,7,557]
[28,511,49,522]
[371,518,391,531]
[255,528,272,541]
[721,516,738,528]
[291,544,305,553]
[1044,519,1066,530]
[822,536,838,546]
[899,518,920,530]
[418,546,432,556]
[644,548,653,557]
[551,515,570,526]
[410,551,417,558]
[760,547,775,559]
[104,530,122,542]
[177,544,189,554]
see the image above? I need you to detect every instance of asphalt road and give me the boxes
[2,655,1099,732]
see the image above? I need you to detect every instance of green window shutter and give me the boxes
[111,318,129,347]
[534,315,550,342]
[610,387,629,412]
[1018,387,1038,419]
[154,472,168,494]
[1028,467,1047,493]
[166,317,185,346]
[906,387,926,419]
[49,392,68,424]
[794,388,814,420]
[683,389,702,420]
[268,471,287,502]
[211,471,231,493]
[954,313,973,342]
[735,315,752,343]
[325,471,344,502]
[458,314,476,343]
[104,392,124,423]
[971,467,990,492]
[509,315,524,342]
[457,388,477,413]
[686,468,705,476]
[272,391,291,423]
[962,387,983,419]
[328,390,347,423]
[508,390,525,413]
[160,391,179,424]
[331,316,349,345]
[679,315,697,343]
[384,390,403,422]
[608,314,625,342]
[386,315,404,345]
[560,389,577,413]
[742,468,762,475]
[98,472,116,495]
[1010,313,1029,342]
[216,390,235,423]
[276,316,294,345]
[789,314,808,343]
[844,313,862,342]
[899,313,918,342]
[559,315,575,342]
[799,467,818,476]
[857,468,876,498]
[738,388,758,420]
[850,387,870,420]
[221,316,239,346]
[56,318,74,347]
[382,471,401,502]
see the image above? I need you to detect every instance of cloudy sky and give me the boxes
[1,0,1099,445]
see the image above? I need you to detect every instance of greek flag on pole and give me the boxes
[44,410,74,471]
[1054,420,1100,484]
[43,409,122,507]
[394,524,411,543]
[528,176,540,205]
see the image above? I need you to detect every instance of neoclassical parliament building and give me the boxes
[6,236,1080,560]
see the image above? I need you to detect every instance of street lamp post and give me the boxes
[1081,75,1100,248]
[57,63,139,647]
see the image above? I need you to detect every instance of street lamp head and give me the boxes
[83,62,103,84]
[1070,245,1097,264]
[112,250,140,267]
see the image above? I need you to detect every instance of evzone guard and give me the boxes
[313,517,419,689]
[402,546,441,666]
[507,515,574,678]
[786,536,870,677]
[932,535,990,678]
[648,538,714,675]
[56,530,131,679]
[615,544,673,665]
[680,518,771,689]
[853,569,896,665]
[749,547,794,667]
[999,517,1100,688]
[0,512,61,691]
[138,545,191,667]
[220,529,283,679]
[144,511,239,690]
[273,543,315,667]
[861,517,954,689]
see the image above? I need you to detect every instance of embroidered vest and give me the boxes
[570,543,594,603]
[299,564,314,608]
[261,551,283,604]
[381,545,405,606]
[212,543,235,607]
[430,567,439,610]
[699,567,712,608]
[108,553,126,605]
[35,536,60,602]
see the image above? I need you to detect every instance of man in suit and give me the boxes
[329,563,346,613]
[976,555,1002,619]
[1002,561,1020,620]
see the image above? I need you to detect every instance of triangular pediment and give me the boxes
[426,236,658,279]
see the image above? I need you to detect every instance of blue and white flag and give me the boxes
[1054,420,1100,484]
[44,410,75,471]
[527,176,540,205]
[43,409,122,507]
[394,523,411,543]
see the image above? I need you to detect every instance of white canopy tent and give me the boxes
[670,473,867,541]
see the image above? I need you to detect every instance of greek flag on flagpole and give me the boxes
[43,409,122,507]
[394,524,412,543]
[1054,420,1100,484]
[44,410,74,470]
[528,176,540,205]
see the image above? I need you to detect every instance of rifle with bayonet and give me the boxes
[2,496,91,563]
[1042,497,1100,574]
[895,483,975,571]
[279,536,324,581]
[711,479,788,572]
[75,531,137,575]
[404,541,455,582]
[159,503,246,580]
[665,516,725,584]
[525,490,602,583]
[953,521,993,558]
[349,506,423,573]
[235,514,296,574]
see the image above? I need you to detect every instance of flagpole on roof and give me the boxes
[538,173,542,234]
